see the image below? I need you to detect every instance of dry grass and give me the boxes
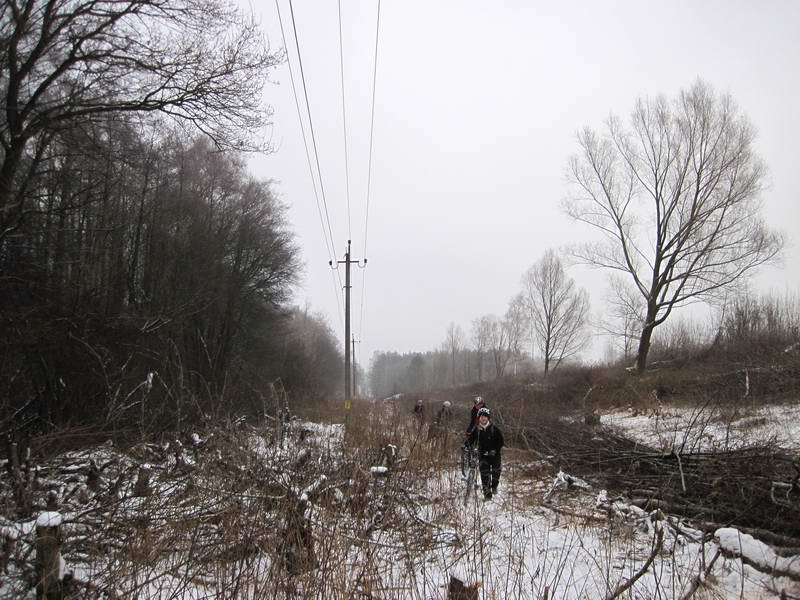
[2,399,798,599]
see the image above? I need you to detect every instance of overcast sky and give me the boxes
[240,0,800,369]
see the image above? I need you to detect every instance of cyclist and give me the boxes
[466,407,504,500]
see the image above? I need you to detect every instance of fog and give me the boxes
[242,0,800,368]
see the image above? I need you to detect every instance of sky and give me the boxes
[239,0,800,370]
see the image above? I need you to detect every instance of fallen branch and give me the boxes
[716,528,800,583]
[603,523,664,600]
[677,548,721,600]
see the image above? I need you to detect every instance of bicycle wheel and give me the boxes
[463,466,473,505]
[462,448,479,505]
[460,445,470,477]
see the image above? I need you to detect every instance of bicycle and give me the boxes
[460,442,480,505]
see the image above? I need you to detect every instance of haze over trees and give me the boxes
[368,298,532,398]
[564,80,783,372]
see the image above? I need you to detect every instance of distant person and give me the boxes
[429,400,453,447]
[434,400,453,428]
[413,398,425,421]
[467,407,504,500]
[465,396,487,442]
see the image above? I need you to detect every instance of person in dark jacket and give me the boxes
[435,400,452,428]
[467,407,504,500]
[429,400,453,448]
[412,398,425,421]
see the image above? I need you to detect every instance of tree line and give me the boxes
[368,249,590,399]
[0,0,343,434]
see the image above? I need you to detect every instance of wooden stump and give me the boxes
[133,464,152,497]
[282,500,316,576]
[87,459,101,492]
[448,576,480,600]
[36,512,63,600]
[0,527,18,575]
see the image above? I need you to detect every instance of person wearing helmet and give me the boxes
[465,396,487,440]
[467,406,504,500]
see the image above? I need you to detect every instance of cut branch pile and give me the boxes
[518,418,800,542]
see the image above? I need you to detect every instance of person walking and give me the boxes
[412,398,425,421]
[467,407,504,500]
[464,396,486,441]
[430,400,453,447]
[435,400,452,428]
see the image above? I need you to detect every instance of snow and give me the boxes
[716,527,800,578]
[602,402,800,451]
[35,511,62,528]
[544,469,592,500]
[3,408,800,599]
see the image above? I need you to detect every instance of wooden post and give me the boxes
[0,526,18,575]
[133,464,152,497]
[36,511,63,600]
[87,459,101,492]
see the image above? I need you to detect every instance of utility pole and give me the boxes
[330,240,366,409]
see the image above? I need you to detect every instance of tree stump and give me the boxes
[87,459,101,493]
[36,512,63,600]
[282,499,316,576]
[448,576,480,600]
[0,527,18,575]
[133,464,152,497]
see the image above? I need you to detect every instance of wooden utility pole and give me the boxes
[330,240,366,408]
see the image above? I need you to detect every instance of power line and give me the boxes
[357,0,382,346]
[362,0,381,261]
[338,0,352,240]
[276,0,344,332]
[287,0,339,271]
[274,0,332,261]
[357,268,368,363]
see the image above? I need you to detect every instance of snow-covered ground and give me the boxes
[602,401,800,452]
[2,407,800,599]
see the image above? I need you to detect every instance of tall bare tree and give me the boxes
[486,315,508,379]
[470,315,492,381]
[564,81,783,372]
[504,293,530,374]
[0,0,280,242]
[600,276,645,362]
[444,322,464,386]
[521,250,589,375]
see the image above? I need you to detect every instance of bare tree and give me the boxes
[564,81,783,373]
[444,322,464,386]
[470,316,491,382]
[0,0,280,242]
[486,315,508,379]
[504,293,530,375]
[521,250,589,375]
[598,276,644,362]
